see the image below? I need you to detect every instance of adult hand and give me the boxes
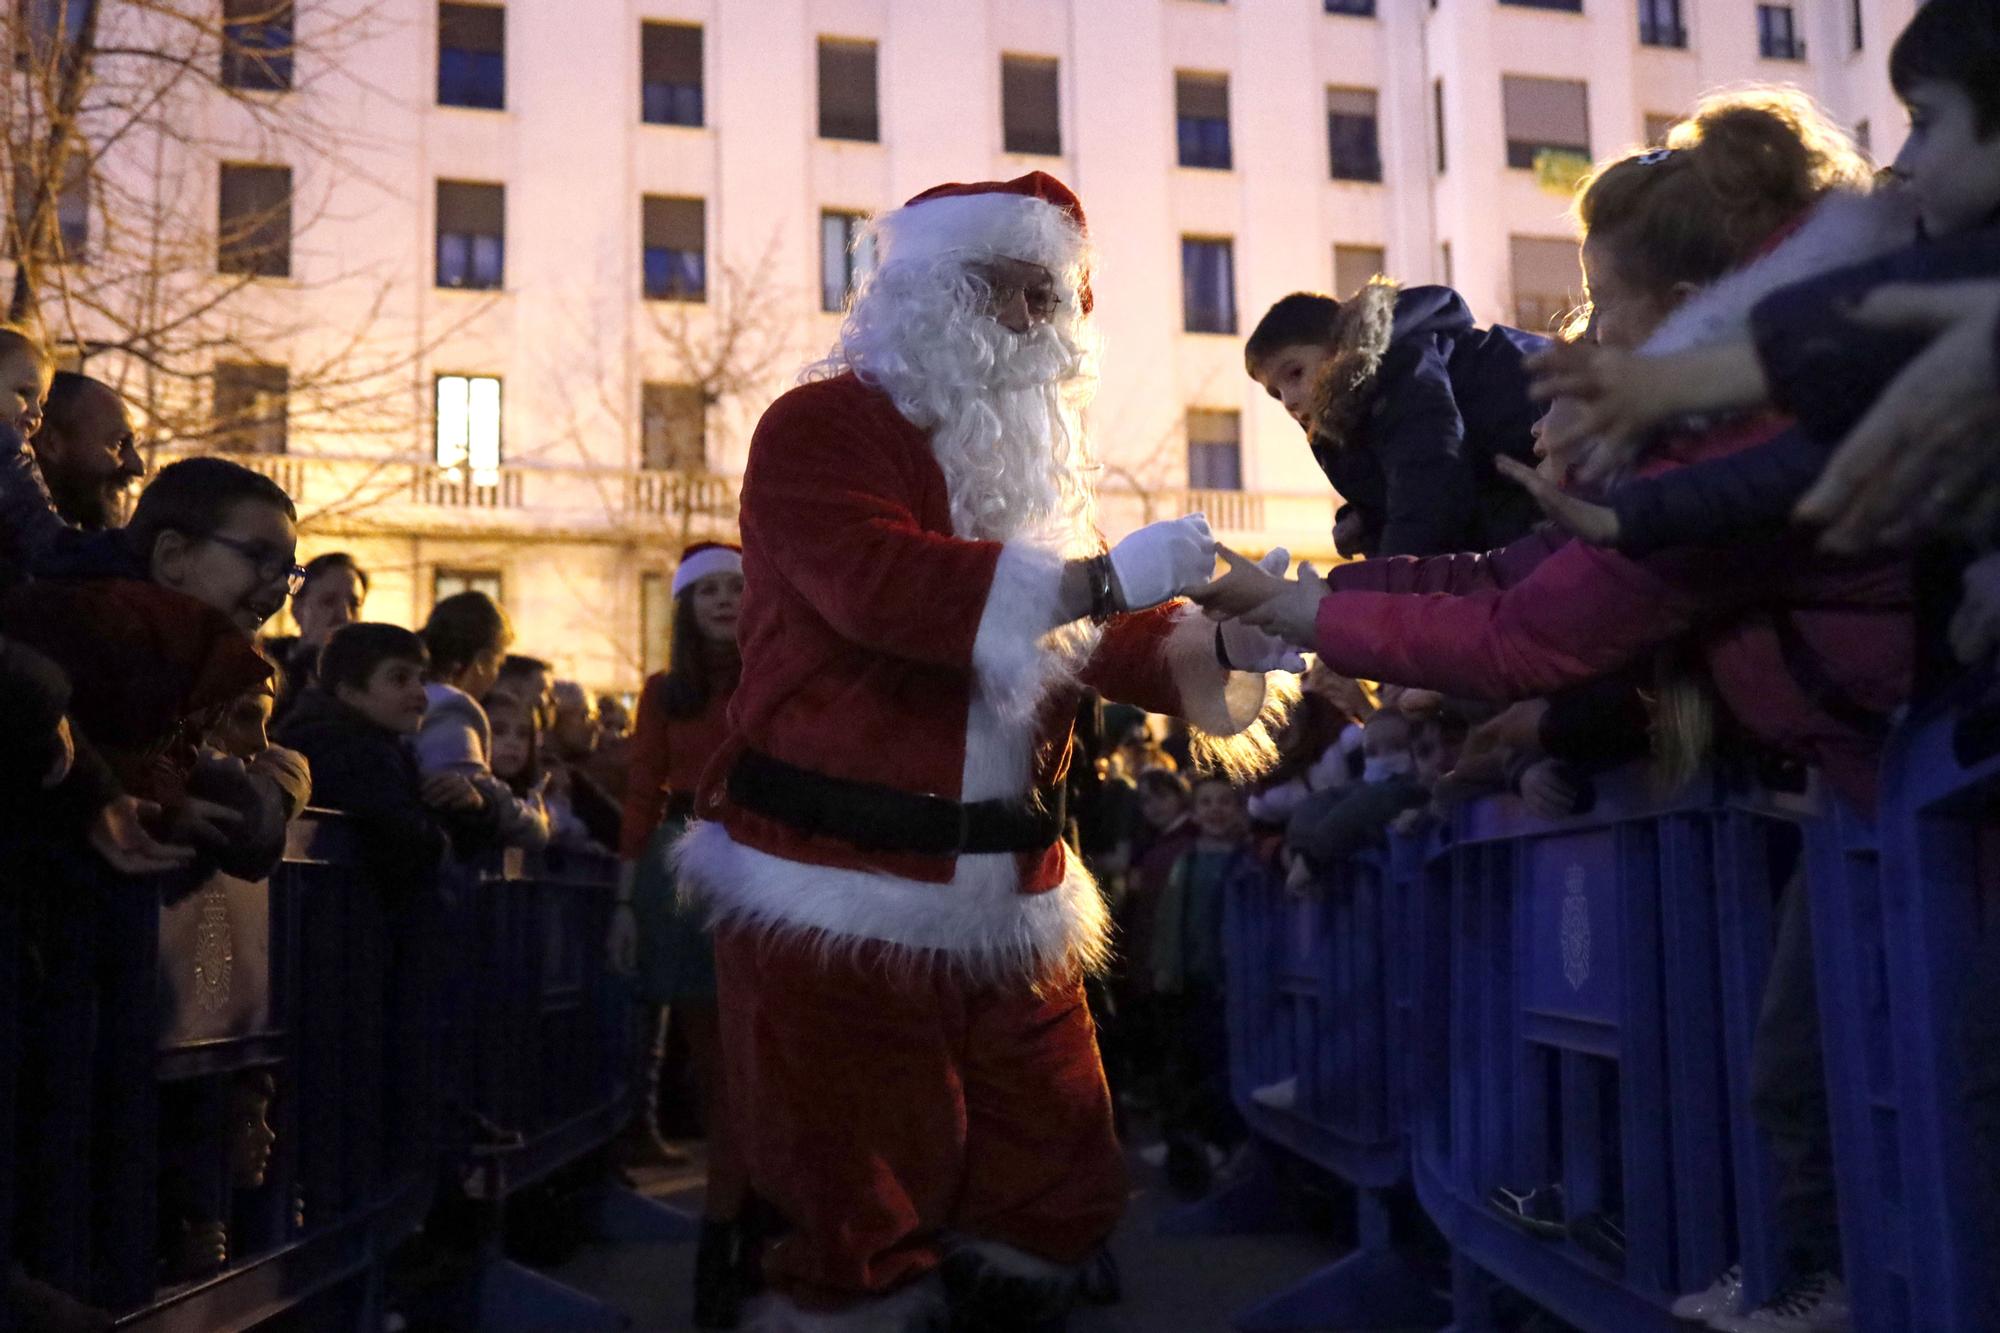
[1108,513,1216,611]
[248,745,312,815]
[1525,342,1664,486]
[1950,552,2000,666]
[421,771,485,813]
[167,797,246,848]
[1794,280,2000,553]
[1495,455,1623,546]
[87,795,197,875]
[1218,548,1308,672]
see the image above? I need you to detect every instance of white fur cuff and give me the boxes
[970,541,1093,728]
[742,1277,946,1332]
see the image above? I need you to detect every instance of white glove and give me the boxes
[1218,548,1307,672]
[1109,513,1215,611]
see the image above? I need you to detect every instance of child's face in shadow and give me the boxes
[1192,780,1246,841]
[489,704,535,782]
[228,1077,276,1190]
[1894,79,2000,239]
[1140,787,1188,833]
[1251,343,1333,430]
[211,688,274,759]
[340,657,428,735]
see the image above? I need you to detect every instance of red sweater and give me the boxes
[619,669,736,861]
[1312,417,1912,811]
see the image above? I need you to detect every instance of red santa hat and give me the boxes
[876,171,1094,312]
[672,541,742,598]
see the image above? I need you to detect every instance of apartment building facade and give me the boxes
[62,0,1917,690]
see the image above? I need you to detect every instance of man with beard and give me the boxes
[675,173,1300,1332]
[34,372,145,531]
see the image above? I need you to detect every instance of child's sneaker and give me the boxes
[1669,1264,1743,1322]
[1249,1076,1299,1110]
[1710,1271,1851,1332]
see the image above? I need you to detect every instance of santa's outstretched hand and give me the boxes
[1107,513,1216,610]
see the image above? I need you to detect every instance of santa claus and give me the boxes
[675,172,1298,1332]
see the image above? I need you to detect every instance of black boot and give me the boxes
[692,1218,744,1330]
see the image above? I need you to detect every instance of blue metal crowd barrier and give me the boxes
[0,813,668,1332]
[1807,687,2000,1332]
[1410,767,1812,1331]
[1171,840,1446,1331]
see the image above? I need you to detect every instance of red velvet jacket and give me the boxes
[1313,416,1912,812]
[677,374,1277,980]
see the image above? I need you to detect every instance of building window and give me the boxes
[435,180,504,290]
[435,567,503,606]
[18,0,89,57]
[1334,244,1385,297]
[1501,74,1589,170]
[820,210,875,312]
[818,38,879,142]
[1855,119,1871,155]
[221,0,293,90]
[1175,72,1232,170]
[1440,240,1453,287]
[1433,79,1447,175]
[1639,0,1686,48]
[438,3,503,109]
[1326,87,1382,183]
[1187,410,1242,491]
[217,163,291,277]
[1181,237,1236,335]
[212,362,289,454]
[1324,0,1375,14]
[1850,0,1864,51]
[640,570,671,673]
[641,382,706,472]
[1509,234,1584,333]
[11,158,88,261]
[641,22,703,127]
[643,196,706,302]
[1001,55,1061,156]
[434,373,502,485]
[1499,0,1582,10]
[1758,4,1804,59]
[1645,113,1679,147]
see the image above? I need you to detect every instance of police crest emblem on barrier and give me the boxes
[1560,863,1591,991]
[193,883,235,1013]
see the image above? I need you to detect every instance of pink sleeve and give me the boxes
[1312,540,1706,700]
[1324,529,1569,597]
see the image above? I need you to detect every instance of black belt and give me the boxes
[726,748,1066,857]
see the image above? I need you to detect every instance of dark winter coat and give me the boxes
[0,633,119,839]
[1284,775,1426,871]
[1308,282,1548,558]
[274,687,448,895]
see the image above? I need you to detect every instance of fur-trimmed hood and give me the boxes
[1306,278,1402,453]
[1639,186,1920,358]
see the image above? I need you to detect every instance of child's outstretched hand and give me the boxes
[1200,548,1329,647]
[1494,455,1622,546]
[1526,342,1669,486]
[1189,544,1288,618]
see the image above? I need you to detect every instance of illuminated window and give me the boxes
[820,210,874,312]
[434,373,502,487]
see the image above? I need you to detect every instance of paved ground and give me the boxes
[552,1145,1355,1332]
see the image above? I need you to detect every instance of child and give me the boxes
[1150,774,1256,1198]
[1245,280,1547,558]
[1200,89,1898,1332]
[275,623,476,891]
[416,592,548,853]
[0,324,60,591]
[1284,709,1428,886]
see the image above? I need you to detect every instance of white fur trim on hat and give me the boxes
[875,192,1085,277]
[673,546,743,598]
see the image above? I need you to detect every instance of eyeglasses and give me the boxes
[970,263,1063,322]
[204,533,307,594]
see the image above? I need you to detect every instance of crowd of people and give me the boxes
[2,1,1998,1330]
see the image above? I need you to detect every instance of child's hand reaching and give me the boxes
[1191,547,1327,646]
[1527,341,1676,486]
[1495,456,1622,546]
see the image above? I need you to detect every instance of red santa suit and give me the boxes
[674,173,1284,1331]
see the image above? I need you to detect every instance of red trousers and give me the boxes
[713,925,1127,1311]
